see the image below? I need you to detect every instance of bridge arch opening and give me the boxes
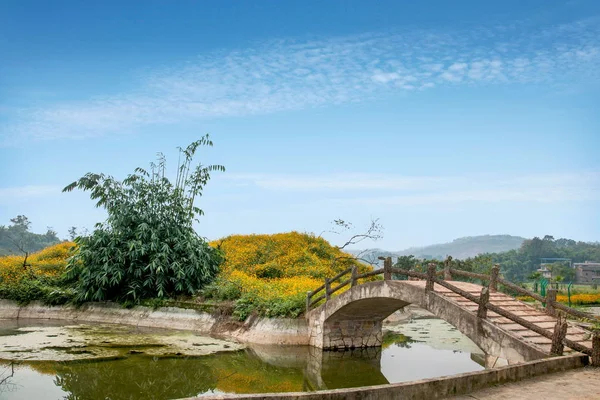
[321,296,412,349]
[326,297,411,322]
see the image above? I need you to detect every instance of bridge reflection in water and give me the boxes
[249,330,486,392]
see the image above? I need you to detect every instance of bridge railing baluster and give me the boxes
[545,288,557,317]
[489,264,500,292]
[425,263,436,291]
[383,257,392,280]
[550,313,567,356]
[477,287,489,319]
[593,333,600,366]
[306,291,311,312]
[444,256,453,281]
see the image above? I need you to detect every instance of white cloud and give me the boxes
[225,171,600,205]
[225,173,462,191]
[448,62,468,71]
[440,71,462,82]
[0,185,63,202]
[372,72,400,83]
[2,18,599,145]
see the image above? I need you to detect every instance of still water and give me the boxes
[0,315,485,400]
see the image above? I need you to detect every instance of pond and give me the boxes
[0,312,485,399]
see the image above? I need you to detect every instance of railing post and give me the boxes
[384,257,392,281]
[444,256,453,281]
[545,288,557,316]
[426,263,436,292]
[489,264,500,293]
[351,265,358,287]
[550,314,567,356]
[324,278,331,300]
[592,333,600,366]
[306,291,312,311]
[477,287,489,319]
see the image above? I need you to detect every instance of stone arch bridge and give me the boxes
[305,260,598,365]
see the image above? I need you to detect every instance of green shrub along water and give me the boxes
[62,136,225,303]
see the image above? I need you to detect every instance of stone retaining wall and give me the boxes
[0,300,309,346]
[184,353,589,400]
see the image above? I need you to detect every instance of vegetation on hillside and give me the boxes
[0,242,77,305]
[488,235,600,282]
[62,136,225,303]
[204,231,372,320]
[358,235,600,285]
[1,231,598,314]
[0,215,61,256]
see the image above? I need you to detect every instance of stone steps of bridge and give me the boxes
[530,321,560,329]
[499,323,545,331]
[527,336,553,344]
[401,280,593,356]
[488,315,555,324]
[490,300,529,306]
[533,344,578,354]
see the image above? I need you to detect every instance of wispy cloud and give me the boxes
[2,18,599,145]
[225,171,600,205]
[0,185,63,202]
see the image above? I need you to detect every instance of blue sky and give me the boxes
[1,0,599,250]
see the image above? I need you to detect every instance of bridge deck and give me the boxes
[402,280,592,355]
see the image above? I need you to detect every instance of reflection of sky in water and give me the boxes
[380,342,484,383]
[386,316,485,354]
[1,366,65,400]
[379,311,486,383]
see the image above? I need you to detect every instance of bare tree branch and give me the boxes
[337,218,383,250]
[0,362,15,391]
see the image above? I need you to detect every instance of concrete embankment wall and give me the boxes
[0,300,309,345]
[189,354,589,400]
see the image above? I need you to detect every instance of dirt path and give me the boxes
[447,367,600,400]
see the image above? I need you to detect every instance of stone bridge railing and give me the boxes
[306,258,600,363]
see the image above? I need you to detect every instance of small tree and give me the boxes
[63,135,225,302]
[68,227,78,241]
[6,215,33,270]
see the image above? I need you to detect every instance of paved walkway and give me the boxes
[447,367,600,400]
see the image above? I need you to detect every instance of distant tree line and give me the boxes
[487,235,600,283]
[0,215,62,257]
[390,235,600,284]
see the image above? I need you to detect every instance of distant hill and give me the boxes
[351,235,526,263]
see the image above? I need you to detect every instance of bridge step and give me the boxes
[439,289,593,355]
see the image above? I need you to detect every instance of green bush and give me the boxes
[202,278,242,301]
[0,278,77,306]
[63,136,225,303]
[230,292,305,321]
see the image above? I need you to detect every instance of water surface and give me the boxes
[0,316,485,399]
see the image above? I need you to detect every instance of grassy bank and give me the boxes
[0,232,372,320]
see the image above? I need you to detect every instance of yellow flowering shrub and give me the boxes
[211,231,369,279]
[556,293,600,306]
[207,232,373,319]
[0,242,75,284]
[517,293,600,306]
[0,255,24,285]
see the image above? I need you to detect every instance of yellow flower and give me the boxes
[0,242,76,283]
[209,232,372,305]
